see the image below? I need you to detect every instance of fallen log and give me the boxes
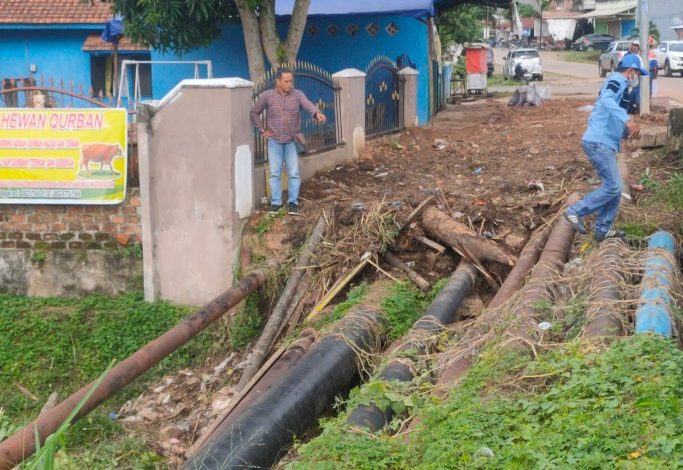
[421,206,517,266]
[413,235,446,254]
[237,215,327,390]
[383,252,431,291]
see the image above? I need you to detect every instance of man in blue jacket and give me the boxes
[564,54,645,241]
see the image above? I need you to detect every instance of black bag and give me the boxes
[293,133,308,154]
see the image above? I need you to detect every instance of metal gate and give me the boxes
[365,56,404,137]
[252,62,342,165]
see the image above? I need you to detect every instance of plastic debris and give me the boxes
[433,139,448,151]
[473,167,483,175]
[527,179,545,192]
[538,321,552,331]
[577,105,594,112]
[473,447,495,459]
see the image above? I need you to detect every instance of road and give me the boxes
[491,48,683,106]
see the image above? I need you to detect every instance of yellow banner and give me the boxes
[0,108,127,205]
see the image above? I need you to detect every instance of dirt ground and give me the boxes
[119,95,678,466]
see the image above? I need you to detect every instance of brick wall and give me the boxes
[0,188,141,250]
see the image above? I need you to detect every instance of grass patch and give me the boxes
[0,293,218,467]
[228,293,263,350]
[380,280,444,342]
[558,50,602,64]
[619,221,659,238]
[291,335,683,469]
[255,211,283,235]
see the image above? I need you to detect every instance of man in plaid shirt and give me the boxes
[250,68,326,215]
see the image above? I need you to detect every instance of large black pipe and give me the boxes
[184,305,386,470]
[347,262,477,431]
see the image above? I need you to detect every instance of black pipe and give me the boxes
[184,305,386,470]
[346,262,477,431]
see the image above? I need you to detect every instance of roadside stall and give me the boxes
[465,43,488,98]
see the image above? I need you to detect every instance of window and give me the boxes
[670,43,683,52]
[90,52,152,99]
[514,50,539,58]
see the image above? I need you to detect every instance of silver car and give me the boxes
[503,48,543,81]
[598,40,635,77]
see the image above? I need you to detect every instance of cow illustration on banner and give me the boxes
[0,109,127,205]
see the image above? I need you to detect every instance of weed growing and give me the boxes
[0,293,216,467]
[291,335,683,469]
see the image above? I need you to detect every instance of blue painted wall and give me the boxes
[621,20,636,38]
[0,29,93,87]
[153,14,431,125]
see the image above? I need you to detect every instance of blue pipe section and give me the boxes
[635,231,677,337]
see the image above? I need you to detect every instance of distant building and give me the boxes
[573,0,637,39]
[650,0,683,41]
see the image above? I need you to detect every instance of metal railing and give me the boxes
[117,60,213,121]
[364,56,405,137]
[252,62,342,165]
[0,76,109,109]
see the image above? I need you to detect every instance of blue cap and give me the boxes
[617,54,649,76]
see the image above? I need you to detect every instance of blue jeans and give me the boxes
[569,141,622,234]
[268,140,299,206]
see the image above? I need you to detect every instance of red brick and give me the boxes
[35,207,51,214]
[50,206,67,214]
[85,206,102,214]
[33,224,49,232]
[122,206,138,215]
[16,241,31,249]
[62,215,78,223]
[8,231,22,239]
[51,241,66,249]
[60,232,75,240]
[125,215,139,224]
[79,233,93,241]
[17,223,32,231]
[84,224,99,232]
[11,214,27,223]
[43,233,59,241]
[116,233,130,246]
[51,223,66,232]
[68,223,83,232]
[95,232,111,241]
[27,214,42,224]
[129,197,141,207]
[41,214,58,223]
[67,206,84,215]
[26,233,42,241]
[79,215,93,223]
[68,241,83,249]
[101,223,116,233]
[1,241,15,248]
[110,215,125,224]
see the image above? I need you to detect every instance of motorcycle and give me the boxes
[514,63,533,82]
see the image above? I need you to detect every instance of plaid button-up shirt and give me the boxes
[250,88,320,144]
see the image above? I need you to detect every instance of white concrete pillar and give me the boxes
[399,67,419,129]
[332,68,366,160]
[137,78,253,305]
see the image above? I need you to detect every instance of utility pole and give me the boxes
[639,0,651,114]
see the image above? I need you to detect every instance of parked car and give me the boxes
[502,48,543,81]
[655,40,683,76]
[598,40,636,77]
[486,47,494,78]
[573,34,616,52]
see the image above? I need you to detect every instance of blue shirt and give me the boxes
[582,73,631,152]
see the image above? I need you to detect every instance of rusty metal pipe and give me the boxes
[0,271,266,470]
[487,224,552,309]
[583,240,627,338]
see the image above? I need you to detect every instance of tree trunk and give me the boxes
[259,0,281,67]
[235,0,266,80]
[421,207,517,266]
[284,0,311,63]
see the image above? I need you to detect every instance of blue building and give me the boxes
[0,0,151,104]
[0,0,499,124]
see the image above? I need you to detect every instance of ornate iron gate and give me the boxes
[252,62,342,165]
[365,56,404,137]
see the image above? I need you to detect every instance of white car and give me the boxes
[503,48,543,81]
[655,41,683,77]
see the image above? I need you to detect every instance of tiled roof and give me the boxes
[0,0,113,24]
[82,34,148,52]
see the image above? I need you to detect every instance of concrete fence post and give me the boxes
[137,78,254,305]
[399,67,419,129]
[332,69,366,160]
